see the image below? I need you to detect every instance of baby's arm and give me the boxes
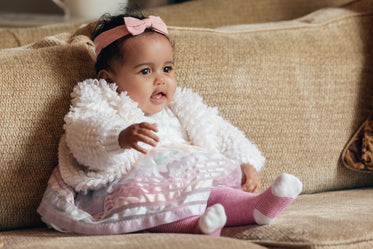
[64,79,151,171]
[215,116,265,193]
[119,122,159,154]
[171,87,264,192]
[216,116,265,171]
[241,163,261,193]
[64,111,129,170]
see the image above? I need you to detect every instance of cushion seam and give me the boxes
[168,12,373,35]
[8,30,21,47]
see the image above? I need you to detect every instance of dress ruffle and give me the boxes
[38,144,241,235]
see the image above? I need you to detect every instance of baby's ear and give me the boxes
[97,69,113,83]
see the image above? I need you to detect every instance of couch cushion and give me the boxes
[167,0,373,193]
[0,22,84,49]
[1,0,373,232]
[0,0,355,50]
[0,34,96,230]
[222,188,373,249]
[1,229,266,249]
[148,0,354,28]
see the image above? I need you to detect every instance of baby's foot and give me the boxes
[271,173,303,198]
[254,173,302,225]
[199,203,227,236]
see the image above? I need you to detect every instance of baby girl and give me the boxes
[38,13,302,236]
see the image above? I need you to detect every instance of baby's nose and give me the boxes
[155,76,165,85]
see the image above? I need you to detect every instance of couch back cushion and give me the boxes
[0,34,96,230]
[0,0,355,50]
[0,22,84,49]
[169,1,373,193]
[149,0,354,28]
[1,0,373,231]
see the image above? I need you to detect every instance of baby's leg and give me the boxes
[207,173,302,226]
[149,204,227,236]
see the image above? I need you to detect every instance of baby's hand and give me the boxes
[119,122,159,154]
[240,164,261,193]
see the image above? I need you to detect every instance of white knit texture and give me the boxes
[60,79,266,192]
[170,87,265,172]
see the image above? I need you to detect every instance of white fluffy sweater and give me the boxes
[59,79,265,192]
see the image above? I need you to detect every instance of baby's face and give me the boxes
[101,32,176,115]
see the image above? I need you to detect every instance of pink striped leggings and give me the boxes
[149,185,294,235]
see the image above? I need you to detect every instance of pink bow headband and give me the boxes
[93,15,168,56]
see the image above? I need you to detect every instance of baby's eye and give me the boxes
[140,68,151,75]
[163,66,173,73]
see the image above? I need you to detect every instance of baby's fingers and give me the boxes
[246,181,261,193]
[242,182,258,193]
[133,125,159,154]
[241,176,261,193]
[127,134,156,154]
[132,141,148,154]
[139,126,159,144]
[137,132,159,148]
[119,123,159,153]
[139,122,158,133]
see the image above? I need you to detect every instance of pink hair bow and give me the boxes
[125,16,168,36]
[93,15,168,56]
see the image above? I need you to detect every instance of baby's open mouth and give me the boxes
[151,91,166,102]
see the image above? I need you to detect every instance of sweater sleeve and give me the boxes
[171,87,265,172]
[64,111,128,170]
[63,79,139,171]
[216,116,266,172]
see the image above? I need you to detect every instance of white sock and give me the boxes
[253,173,302,225]
[199,204,227,234]
[271,173,303,198]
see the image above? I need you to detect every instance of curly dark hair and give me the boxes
[91,10,170,75]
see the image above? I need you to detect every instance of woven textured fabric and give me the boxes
[0,34,96,230]
[3,189,373,249]
[167,1,373,193]
[148,0,353,28]
[0,0,355,50]
[0,22,84,49]
[1,0,373,232]
[222,188,373,249]
[1,229,266,249]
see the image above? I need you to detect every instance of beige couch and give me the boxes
[1,0,373,248]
